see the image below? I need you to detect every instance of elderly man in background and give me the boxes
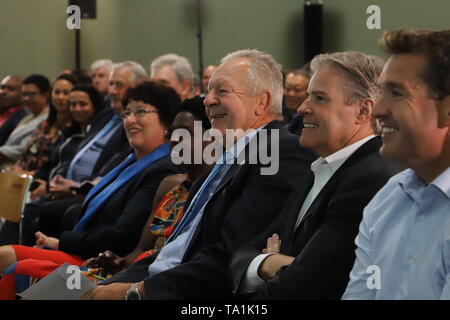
[150,53,195,101]
[90,59,113,97]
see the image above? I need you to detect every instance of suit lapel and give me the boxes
[293,137,382,233]
[182,122,284,259]
[282,171,314,251]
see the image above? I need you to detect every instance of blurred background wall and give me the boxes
[0,0,448,79]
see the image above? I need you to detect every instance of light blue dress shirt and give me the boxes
[67,115,122,181]
[148,128,261,278]
[343,166,450,300]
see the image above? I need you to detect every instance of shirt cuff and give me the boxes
[240,253,274,294]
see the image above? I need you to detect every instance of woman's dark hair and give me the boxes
[123,80,181,128]
[46,74,79,133]
[179,96,211,130]
[70,84,105,114]
[23,74,50,94]
[71,70,93,86]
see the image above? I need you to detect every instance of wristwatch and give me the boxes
[124,283,141,300]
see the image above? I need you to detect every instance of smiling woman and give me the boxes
[122,81,181,160]
[12,74,79,175]
[0,81,183,299]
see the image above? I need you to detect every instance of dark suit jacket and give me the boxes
[58,154,180,260]
[231,136,400,299]
[285,113,304,136]
[103,120,317,299]
[0,107,28,145]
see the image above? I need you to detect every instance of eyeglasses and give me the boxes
[22,91,39,97]
[121,108,158,120]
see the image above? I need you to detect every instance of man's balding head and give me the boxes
[0,75,23,109]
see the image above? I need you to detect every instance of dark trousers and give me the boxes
[0,196,82,246]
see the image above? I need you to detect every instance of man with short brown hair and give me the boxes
[343,29,450,300]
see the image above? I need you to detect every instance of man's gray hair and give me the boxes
[112,61,147,82]
[150,54,195,93]
[311,51,384,103]
[90,59,113,72]
[221,49,283,114]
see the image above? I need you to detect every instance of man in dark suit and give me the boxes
[230,51,400,299]
[0,75,28,145]
[82,49,316,299]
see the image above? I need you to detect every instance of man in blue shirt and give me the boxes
[343,29,450,300]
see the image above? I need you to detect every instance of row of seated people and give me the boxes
[0,83,209,299]
[0,54,205,245]
[0,56,307,199]
[0,28,448,300]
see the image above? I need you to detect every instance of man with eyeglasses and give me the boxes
[0,74,49,167]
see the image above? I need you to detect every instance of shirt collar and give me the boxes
[311,135,376,174]
[400,166,450,200]
[432,166,450,199]
[221,125,264,162]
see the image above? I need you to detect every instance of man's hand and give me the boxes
[34,231,59,250]
[30,179,48,200]
[83,250,126,276]
[262,233,281,254]
[258,234,294,280]
[49,175,77,199]
[81,282,146,300]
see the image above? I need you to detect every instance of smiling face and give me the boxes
[151,65,190,100]
[373,53,449,171]
[91,66,110,95]
[204,58,265,140]
[69,90,95,127]
[284,72,309,111]
[123,99,167,159]
[51,79,74,112]
[170,111,209,167]
[108,67,135,113]
[297,64,366,157]
[22,83,48,116]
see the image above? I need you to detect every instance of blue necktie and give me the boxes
[166,152,233,242]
